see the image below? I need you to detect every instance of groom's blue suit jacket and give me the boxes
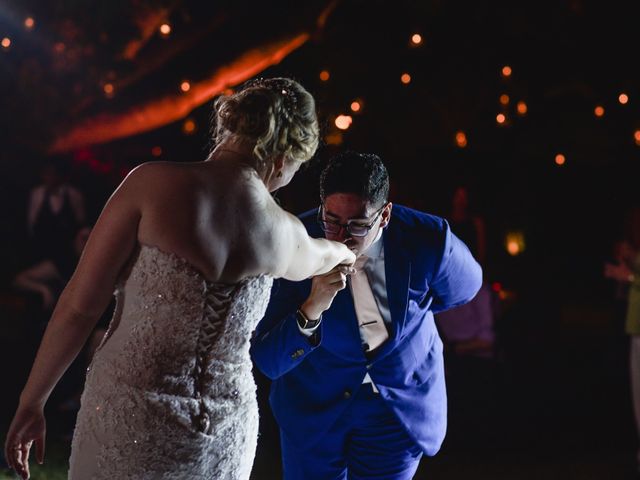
[250,204,482,455]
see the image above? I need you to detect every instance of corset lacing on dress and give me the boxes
[193,279,236,434]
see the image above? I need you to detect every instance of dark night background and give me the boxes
[1,0,639,478]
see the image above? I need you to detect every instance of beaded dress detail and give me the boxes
[68,244,273,479]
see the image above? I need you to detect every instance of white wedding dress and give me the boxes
[68,244,273,479]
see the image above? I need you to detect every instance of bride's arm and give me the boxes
[17,168,143,409]
[5,165,145,476]
[269,206,355,281]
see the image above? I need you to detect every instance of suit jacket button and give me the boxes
[290,348,304,359]
[343,390,351,399]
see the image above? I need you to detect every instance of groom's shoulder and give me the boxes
[297,207,322,236]
[391,204,447,233]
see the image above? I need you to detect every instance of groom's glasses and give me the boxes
[317,204,386,237]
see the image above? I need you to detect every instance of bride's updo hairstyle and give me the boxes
[211,77,320,170]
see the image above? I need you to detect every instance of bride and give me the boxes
[5,77,355,479]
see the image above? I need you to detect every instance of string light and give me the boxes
[496,113,506,124]
[594,105,605,117]
[335,115,353,130]
[325,132,343,146]
[151,146,162,157]
[159,23,171,36]
[183,118,196,134]
[319,70,330,81]
[517,101,528,115]
[555,153,566,165]
[505,231,525,256]
[180,81,191,92]
[350,101,361,112]
[400,73,411,84]
[634,130,640,146]
[619,93,629,105]
[499,94,510,105]
[24,17,35,29]
[455,131,468,148]
[103,83,114,97]
[501,65,512,77]
[411,33,422,45]
[1,37,11,49]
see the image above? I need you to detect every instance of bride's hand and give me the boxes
[4,404,46,479]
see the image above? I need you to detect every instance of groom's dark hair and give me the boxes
[319,151,389,208]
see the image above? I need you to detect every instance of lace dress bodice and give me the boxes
[69,244,273,479]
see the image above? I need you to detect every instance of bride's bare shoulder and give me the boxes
[119,161,207,198]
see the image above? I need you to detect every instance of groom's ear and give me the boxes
[380,202,392,229]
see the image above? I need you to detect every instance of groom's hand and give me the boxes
[300,264,354,320]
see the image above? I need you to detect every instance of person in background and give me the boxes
[27,160,85,263]
[435,185,494,357]
[13,226,92,312]
[604,206,640,474]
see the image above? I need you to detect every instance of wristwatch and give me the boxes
[296,309,321,329]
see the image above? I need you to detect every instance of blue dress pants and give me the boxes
[280,384,423,480]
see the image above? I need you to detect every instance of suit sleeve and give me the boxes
[250,278,323,380]
[430,220,483,314]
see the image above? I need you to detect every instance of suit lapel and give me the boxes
[374,224,411,360]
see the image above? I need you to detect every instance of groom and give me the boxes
[251,151,482,479]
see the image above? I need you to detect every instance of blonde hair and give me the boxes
[211,78,319,170]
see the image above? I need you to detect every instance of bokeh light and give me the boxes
[517,101,528,115]
[319,70,330,81]
[335,115,353,130]
[400,73,411,84]
[505,231,525,256]
[555,153,566,165]
[183,118,196,134]
[455,131,468,148]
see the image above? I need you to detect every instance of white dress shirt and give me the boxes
[299,230,390,391]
